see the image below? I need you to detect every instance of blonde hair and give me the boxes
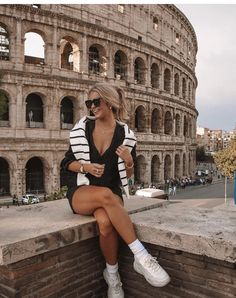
[88,83,129,121]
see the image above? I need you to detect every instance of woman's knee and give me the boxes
[100,187,118,206]
[95,210,114,237]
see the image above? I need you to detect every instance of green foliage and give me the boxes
[214,138,236,178]
[196,146,206,162]
[47,186,68,201]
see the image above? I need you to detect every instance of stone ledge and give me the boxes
[0,197,167,265]
[0,197,235,266]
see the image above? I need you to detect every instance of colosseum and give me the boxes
[0,4,198,198]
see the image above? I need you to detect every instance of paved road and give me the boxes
[171,180,234,200]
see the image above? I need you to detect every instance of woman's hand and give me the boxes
[116,145,133,166]
[84,163,105,178]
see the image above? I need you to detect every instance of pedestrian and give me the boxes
[61,83,170,297]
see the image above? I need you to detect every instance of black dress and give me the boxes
[61,119,136,213]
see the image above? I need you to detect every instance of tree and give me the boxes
[0,72,8,119]
[196,146,206,162]
[214,137,236,178]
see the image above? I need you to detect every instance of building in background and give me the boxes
[0,4,198,197]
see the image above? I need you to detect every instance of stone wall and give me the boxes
[0,239,235,298]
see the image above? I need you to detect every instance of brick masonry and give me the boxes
[0,237,235,297]
[119,242,236,298]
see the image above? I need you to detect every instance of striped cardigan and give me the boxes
[69,116,136,199]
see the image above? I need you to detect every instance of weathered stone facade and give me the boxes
[0,4,198,197]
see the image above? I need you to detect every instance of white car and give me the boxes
[135,188,168,200]
[21,194,40,205]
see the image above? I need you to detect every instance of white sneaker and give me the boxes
[133,254,170,287]
[103,269,124,298]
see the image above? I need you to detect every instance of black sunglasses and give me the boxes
[85,97,101,109]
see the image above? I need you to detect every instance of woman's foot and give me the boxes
[133,254,170,287]
[103,269,124,298]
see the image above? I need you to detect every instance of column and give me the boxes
[80,34,88,74]
[14,18,23,65]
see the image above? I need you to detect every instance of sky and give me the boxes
[177,4,236,131]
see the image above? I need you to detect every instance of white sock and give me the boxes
[128,239,149,260]
[106,262,118,275]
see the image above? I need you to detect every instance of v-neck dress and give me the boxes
[61,119,136,213]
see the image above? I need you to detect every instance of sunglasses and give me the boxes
[85,97,101,109]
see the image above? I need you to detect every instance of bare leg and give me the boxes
[72,185,137,244]
[94,208,119,265]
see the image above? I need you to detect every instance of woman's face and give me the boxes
[87,91,111,119]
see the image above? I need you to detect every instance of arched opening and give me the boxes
[0,90,9,127]
[24,32,45,64]
[114,50,127,80]
[0,24,10,60]
[183,153,186,176]
[188,81,192,102]
[151,63,159,88]
[183,115,188,137]
[60,37,80,72]
[0,157,10,196]
[164,68,171,92]
[164,111,172,135]
[60,97,74,129]
[134,57,145,84]
[135,106,146,132]
[134,155,146,184]
[151,155,160,184]
[26,157,44,193]
[189,152,191,176]
[89,44,107,76]
[26,93,44,128]
[175,114,181,136]
[151,108,161,134]
[164,155,171,181]
[174,73,179,96]
[174,154,181,178]
[182,77,187,99]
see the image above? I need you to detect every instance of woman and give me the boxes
[62,83,170,298]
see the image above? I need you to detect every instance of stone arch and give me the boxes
[60,36,80,72]
[164,154,172,180]
[114,50,128,80]
[0,90,10,127]
[151,108,161,134]
[135,105,146,132]
[0,23,10,60]
[174,154,181,178]
[134,57,146,84]
[89,44,107,75]
[188,81,192,102]
[60,96,74,129]
[164,68,171,92]
[174,73,179,96]
[0,157,10,195]
[175,113,181,136]
[25,156,45,193]
[182,77,187,99]
[25,93,44,128]
[151,63,160,88]
[151,155,161,184]
[164,111,172,135]
[134,155,146,184]
[183,115,188,137]
[24,30,45,64]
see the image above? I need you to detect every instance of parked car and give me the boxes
[21,194,40,205]
[135,188,168,200]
